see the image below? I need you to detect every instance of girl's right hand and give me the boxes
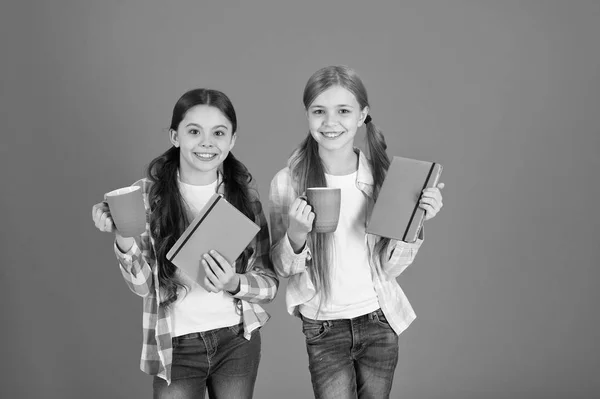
[287,196,315,251]
[92,201,135,252]
[92,201,117,233]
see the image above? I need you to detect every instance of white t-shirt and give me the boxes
[168,178,241,337]
[299,171,380,320]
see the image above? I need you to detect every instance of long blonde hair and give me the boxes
[289,65,392,302]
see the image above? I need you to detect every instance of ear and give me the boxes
[358,106,370,127]
[169,129,180,147]
[229,132,237,151]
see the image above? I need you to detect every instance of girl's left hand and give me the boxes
[420,182,445,221]
[201,250,241,293]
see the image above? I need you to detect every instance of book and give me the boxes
[166,193,260,285]
[366,156,443,242]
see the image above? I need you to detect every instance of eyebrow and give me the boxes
[309,104,355,109]
[185,123,229,130]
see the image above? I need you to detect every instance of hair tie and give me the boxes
[364,115,372,124]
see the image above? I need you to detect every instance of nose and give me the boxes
[198,132,214,147]
[323,113,338,126]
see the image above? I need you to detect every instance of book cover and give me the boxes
[366,156,443,242]
[166,193,260,285]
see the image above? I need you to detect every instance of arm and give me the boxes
[113,180,155,297]
[114,234,154,297]
[230,200,279,304]
[268,170,312,278]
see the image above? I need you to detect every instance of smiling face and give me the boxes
[170,105,236,185]
[307,85,368,155]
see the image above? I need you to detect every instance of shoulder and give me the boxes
[130,178,153,211]
[131,178,153,193]
[268,166,299,206]
[270,166,294,188]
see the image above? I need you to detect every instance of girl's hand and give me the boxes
[420,183,445,221]
[202,250,240,293]
[92,201,134,252]
[287,196,315,251]
[92,201,117,233]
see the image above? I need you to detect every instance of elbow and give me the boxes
[257,290,278,304]
[269,278,281,301]
[126,284,151,298]
[246,288,278,305]
[384,260,415,280]
[273,262,294,279]
[137,289,151,298]
[258,275,280,303]
[270,254,292,278]
[120,270,152,297]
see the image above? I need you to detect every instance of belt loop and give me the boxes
[370,310,378,321]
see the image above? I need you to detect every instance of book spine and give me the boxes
[403,163,438,242]
[167,195,222,261]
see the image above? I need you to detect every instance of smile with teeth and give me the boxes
[321,131,344,139]
[194,152,218,160]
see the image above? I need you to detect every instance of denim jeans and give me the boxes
[153,323,261,399]
[302,309,399,399]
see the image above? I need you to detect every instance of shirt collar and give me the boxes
[355,148,374,187]
[286,146,376,195]
[176,169,225,194]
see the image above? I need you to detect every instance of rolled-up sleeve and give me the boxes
[268,168,312,278]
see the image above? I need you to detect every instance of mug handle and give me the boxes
[298,193,311,206]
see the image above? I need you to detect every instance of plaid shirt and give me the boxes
[113,174,278,385]
[268,149,424,335]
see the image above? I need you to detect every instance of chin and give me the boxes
[319,139,352,151]
[194,163,219,173]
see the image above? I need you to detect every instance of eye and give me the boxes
[214,130,226,137]
[339,109,351,114]
[189,129,199,135]
[312,109,324,115]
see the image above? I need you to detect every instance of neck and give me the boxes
[178,167,218,186]
[318,145,358,176]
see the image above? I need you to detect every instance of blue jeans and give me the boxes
[302,309,399,399]
[153,324,261,399]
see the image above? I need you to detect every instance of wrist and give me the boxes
[115,234,135,253]
[287,232,307,253]
[225,274,241,294]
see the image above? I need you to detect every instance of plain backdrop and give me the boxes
[2,1,599,398]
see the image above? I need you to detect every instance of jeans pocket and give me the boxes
[227,323,243,336]
[302,319,330,343]
[373,310,392,329]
